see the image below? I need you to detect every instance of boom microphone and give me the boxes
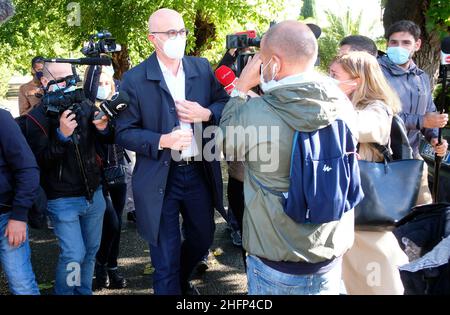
[441,36,450,66]
[43,57,112,66]
[0,0,15,24]
[215,65,237,94]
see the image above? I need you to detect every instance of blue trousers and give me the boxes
[0,212,40,295]
[149,162,215,295]
[46,188,106,295]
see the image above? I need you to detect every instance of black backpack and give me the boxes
[15,114,48,230]
[394,203,450,295]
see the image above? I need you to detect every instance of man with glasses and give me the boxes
[115,8,229,295]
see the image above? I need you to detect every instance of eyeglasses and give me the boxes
[151,28,189,40]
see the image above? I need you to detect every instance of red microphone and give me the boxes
[215,65,237,94]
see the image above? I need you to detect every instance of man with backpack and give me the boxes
[219,20,362,295]
[0,108,40,295]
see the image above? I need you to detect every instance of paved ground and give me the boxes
[0,211,247,295]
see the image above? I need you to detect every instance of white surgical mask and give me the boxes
[50,84,76,93]
[96,85,111,100]
[157,35,186,60]
[259,58,280,93]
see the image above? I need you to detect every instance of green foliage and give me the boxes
[300,0,316,19]
[317,9,367,72]
[0,0,286,75]
[425,0,450,39]
[0,64,12,98]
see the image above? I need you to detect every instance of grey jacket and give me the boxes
[219,73,358,263]
[378,55,438,157]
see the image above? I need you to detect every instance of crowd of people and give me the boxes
[0,8,448,295]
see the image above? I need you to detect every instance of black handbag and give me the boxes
[355,144,424,231]
[103,145,127,188]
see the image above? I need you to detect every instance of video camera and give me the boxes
[81,30,121,57]
[225,23,276,76]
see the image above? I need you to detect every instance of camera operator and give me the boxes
[25,62,112,295]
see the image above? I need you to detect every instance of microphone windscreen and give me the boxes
[215,65,236,86]
[79,57,112,66]
[442,36,450,54]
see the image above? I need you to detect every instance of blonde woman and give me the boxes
[329,51,408,295]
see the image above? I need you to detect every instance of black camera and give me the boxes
[226,33,261,50]
[42,74,85,117]
[81,31,121,57]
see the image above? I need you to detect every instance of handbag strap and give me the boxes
[371,143,393,162]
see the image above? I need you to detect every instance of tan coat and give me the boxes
[342,100,409,295]
[18,80,42,116]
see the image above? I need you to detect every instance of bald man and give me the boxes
[220,21,358,295]
[25,62,111,295]
[115,9,229,295]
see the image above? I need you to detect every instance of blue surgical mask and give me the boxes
[50,84,76,93]
[259,58,280,93]
[386,46,411,65]
[96,85,111,100]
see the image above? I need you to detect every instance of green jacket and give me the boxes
[219,74,358,263]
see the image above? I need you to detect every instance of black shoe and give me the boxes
[127,211,136,223]
[183,282,200,295]
[196,255,209,274]
[94,264,110,290]
[108,268,127,289]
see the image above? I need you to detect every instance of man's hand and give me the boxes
[59,110,78,138]
[159,129,193,151]
[431,138,449,157]
[234,53,262,94]
[423,112,448,129]
[93,111,109,131]
[175,100,211,123]
[4,219,27,248]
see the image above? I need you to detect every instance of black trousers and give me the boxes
[227,176,246,268]
[96,183,127,268]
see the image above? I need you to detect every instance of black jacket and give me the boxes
[0,109,40,221]
[25,100,113,200]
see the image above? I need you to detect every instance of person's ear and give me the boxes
[415,38,422,52]
[272,55,282,77]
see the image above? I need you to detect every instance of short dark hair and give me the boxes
[386,20,421,41]
[31,56,44,68]
[339,35,378,57]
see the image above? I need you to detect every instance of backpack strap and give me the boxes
[25,113,48,137]
[246,167,285,198]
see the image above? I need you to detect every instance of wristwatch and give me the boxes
[230,88,248,100]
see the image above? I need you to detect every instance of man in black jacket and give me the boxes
[25,62,111,295]
[0,108,40,295]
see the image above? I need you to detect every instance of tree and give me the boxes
[300,0,316,19]
[0,0,286,80]
[317,9,370,72]
[383,0,450,85]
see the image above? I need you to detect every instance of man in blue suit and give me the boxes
[115,8,229,295]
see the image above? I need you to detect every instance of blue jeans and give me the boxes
[47,188,106,295]
[0,212,40,295]
[246,255,342,295]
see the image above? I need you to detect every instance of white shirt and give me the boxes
[157,57,199,158]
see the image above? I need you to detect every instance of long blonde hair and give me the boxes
[334,51,401,114]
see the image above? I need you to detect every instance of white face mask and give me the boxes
[259,58,280,93]
[50,83,76,93]
[97,85,111,100]
[157,35,186,60]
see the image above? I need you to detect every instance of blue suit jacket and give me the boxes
[115,53,230,244]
